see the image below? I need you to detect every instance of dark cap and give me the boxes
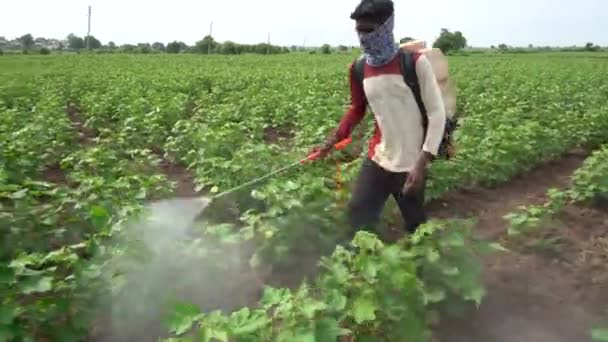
[350,0,394,24]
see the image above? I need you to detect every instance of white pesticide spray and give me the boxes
[95,196,260,342]
[93,142,352,341]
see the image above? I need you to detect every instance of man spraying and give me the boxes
[316,0,447,236]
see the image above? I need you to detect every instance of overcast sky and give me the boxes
[1,0,606,47]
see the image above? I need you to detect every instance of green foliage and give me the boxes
[321,44,331,54]
[593,329,608,341]
[194,35,218,54]
[39,48,50,55]
[162,220,502,341]
[432,29,467,54]
[1,52,608,340]
[506,145,608,236]
[166,41,187,54]
[18,34,34,51]
[67,33,85,50]
[84,36,103,49]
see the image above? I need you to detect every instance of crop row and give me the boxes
[1,53,608,340]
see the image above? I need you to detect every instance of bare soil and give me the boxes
[41,162,68,185]
[427,149,608,342]
[66,103,98,144]
[158,157,201,198]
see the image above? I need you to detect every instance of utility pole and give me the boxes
[87,5,92,49]
[208,21,213,54]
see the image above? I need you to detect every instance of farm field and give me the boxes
[1,52,608,342]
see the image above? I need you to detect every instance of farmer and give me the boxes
[316,0,446,237]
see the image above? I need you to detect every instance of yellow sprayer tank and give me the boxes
[400,40,457,119]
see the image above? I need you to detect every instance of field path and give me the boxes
[424,149,608,342]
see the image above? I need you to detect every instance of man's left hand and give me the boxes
[402,152,432,197]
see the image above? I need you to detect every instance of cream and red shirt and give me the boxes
[336,52,446,173]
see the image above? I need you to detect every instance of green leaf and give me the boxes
[0,305,19,324]
[230,315,268,336]
[489,242,509,252]
[442,232,465,247]
[315,318,350,340]
[9,188,28,199]
[426,249,440,263]
[326,289,347,311]
[465,286,486,306]
[89,205,110,227]
[135,188,147,199]
[20,276,53,294]
[424,288,446,304]
[0,267,14,285]
[0,325,16,342]
[166,302,203,335]
[592,329,608,341]
[202,327,228,342]
[352,296,377,324]
[301,299,327,319]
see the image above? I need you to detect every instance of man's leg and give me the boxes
[392,173,428,234]
[347,158,392,236]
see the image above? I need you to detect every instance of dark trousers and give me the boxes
[347,158,427,236]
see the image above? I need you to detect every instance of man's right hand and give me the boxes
[315,134,340,158]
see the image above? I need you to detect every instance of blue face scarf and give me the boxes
[358,14,399,67]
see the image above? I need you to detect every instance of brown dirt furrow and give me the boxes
[430,149,608,342]
[426,149,589,239]
[66,103,98,144]
[158,158,200,198]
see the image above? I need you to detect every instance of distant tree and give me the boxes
[400,37,415,43]
[321,44,331,54]
[152,42,165,51]
[585,42,600,52]
[0,49,3,56]
[166,41,186,54]
[39,47,51,55]
[432,29,466,54]
[84,36,102,49]
[58,42,64,51]
[120,44,137,53]
[194,35,217,54]
[107,41,116,49]
[19,34,34,51]
[434,29,465,53]
[490,45,496,49]
[254,43,268,54]
[337,45,348,52]
[282,46,290,53]
[67,34,85,50]
[498,43,508,50]
[219,41,238,54]
[137,43,152,54]
[528,44,534,49]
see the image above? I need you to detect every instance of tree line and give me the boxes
[5,33,292,55]
[2,30,604,56]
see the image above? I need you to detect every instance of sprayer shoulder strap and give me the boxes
[400,51,428,134]
[353,55,366,86]
[352,53,428,134]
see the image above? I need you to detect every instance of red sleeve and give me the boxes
[335,62,367,140]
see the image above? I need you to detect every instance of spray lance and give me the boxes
[145,138,353,220]
[211,137,352,201]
